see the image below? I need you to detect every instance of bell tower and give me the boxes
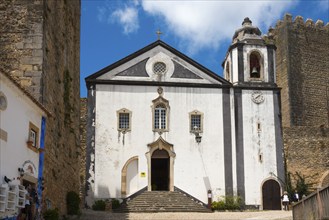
[223,17,276,86]
[223,18,284,207]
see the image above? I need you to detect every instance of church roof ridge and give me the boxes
[85,40,230,86]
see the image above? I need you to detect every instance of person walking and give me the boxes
[282,191,290,211]
[294,190,299,202]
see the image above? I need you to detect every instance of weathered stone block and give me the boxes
[16,42,24,49]
[20,64,33,71]
[19,77,32,87]
[32,49,43,57]
[10,70,24,77]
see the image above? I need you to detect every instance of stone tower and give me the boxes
[0,0,81,214]
[272,14,329,188]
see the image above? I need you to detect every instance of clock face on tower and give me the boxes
[251,91,265,104]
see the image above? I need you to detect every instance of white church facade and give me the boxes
[85,18,285,210]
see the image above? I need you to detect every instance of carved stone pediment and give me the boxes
[147,136,175,158]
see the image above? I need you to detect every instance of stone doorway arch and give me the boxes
[121,156,138,196]
[146,137,175,191]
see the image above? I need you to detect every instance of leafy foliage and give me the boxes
[92,200,106,211]
[66,191,80,215]
[211,196,243,211]
[285,171,314,201]
[43,208,59,220]
[295,172,313,197]
[111,198,120,209]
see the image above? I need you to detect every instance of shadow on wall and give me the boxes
[97,184,110,198]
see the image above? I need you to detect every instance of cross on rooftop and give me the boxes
[156,29,162,40]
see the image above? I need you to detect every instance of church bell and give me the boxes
[252,67,258,74]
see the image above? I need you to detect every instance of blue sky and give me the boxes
[80,0,329,97]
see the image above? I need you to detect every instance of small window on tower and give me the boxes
[259,153,263,163]
[257,122,261,131]
[249,52,261,78]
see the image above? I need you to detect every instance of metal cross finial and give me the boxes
[156,29,162,40]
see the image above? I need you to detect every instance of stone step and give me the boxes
[114,191,211,213]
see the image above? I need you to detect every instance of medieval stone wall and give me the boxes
[0,0,44,101]
[273,14,329,188]
[80,98,87,204]
[0,0,81,214]
[42,0,81,214]
[283,127,329,188]
[274,14,329,128]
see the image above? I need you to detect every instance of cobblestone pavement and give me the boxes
[80,209,292,220]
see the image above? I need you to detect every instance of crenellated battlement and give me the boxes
[272,13,329,32]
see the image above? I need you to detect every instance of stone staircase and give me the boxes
[114,191,211,213]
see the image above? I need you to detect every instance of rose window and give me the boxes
[153,62,167,74]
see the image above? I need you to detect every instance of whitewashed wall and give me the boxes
[231,48,239,84]
[241,90,278,205]
[126,159,138,195]
[0,75,44,184]
[94,84,226,203]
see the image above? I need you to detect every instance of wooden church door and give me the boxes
[262,179,281,210]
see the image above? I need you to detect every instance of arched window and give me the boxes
[249,52,262,79]
[154,104,167,130]
[152,96,170,132]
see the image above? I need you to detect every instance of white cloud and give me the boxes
[318,0,329,12]
[96,0,297,53]
[97,1,140,35]
[141,0,297,54]
[111,6,139,34]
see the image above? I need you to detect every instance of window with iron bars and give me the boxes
[189,111,203,133]
[117,108,132,132]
